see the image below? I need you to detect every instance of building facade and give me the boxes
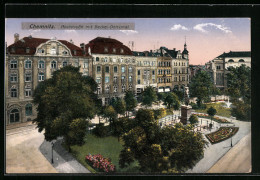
[83,37,136,105]
[133,51,157,94]
[5,34,92,125]
[205,51,251,89]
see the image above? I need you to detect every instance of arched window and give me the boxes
[51,61,57,69]
[38,60,45,68]
[25,60,32,69]
[228,59,234,62]
[239,59,245,62]
[25,104,32,116]
[10,109,19,123]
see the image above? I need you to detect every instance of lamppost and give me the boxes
[231,136,233,147]
[51,141,54,164]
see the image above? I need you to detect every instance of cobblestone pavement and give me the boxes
[6,124,57,173]
[39,137,90,173]
[186,116,251,173]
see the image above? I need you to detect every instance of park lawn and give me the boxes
[70,133,140,173]
[195,102,231,118]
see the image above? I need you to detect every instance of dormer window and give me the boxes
[38,49,45,54]
[104,47,108,53]
[11,47,15,53]
[120,48,124,54]
[73,50,77,55]
[112,48,116,53]
[26,47,30,53]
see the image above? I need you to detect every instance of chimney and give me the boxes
[88,47,91,55]
[173,48,176,51]
[14,33,19,43]
[70,39,74,44]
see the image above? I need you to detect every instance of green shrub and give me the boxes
[93,123,109,137]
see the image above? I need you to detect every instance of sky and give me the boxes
[5,18,250,65]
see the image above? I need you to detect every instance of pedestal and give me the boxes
[180,105,192,125]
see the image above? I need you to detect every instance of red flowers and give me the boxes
[85,154,115,172]
[206,127,239,144]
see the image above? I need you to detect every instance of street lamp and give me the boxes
[231,136,233,147]
[51,141,54,164]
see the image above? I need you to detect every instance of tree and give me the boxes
[172,89,184,102]
[142,86,157,107]
[226,65,251,121]
[207,106,217,124]
[124,90,137,116]
[189,71,214,107]
[189,114,199,125]
[114,98,126,116]
[103,105,117,130]
[164,92,180,110]
[33,65,96,151]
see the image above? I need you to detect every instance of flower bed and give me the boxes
[205,127,239,144]
[85,154,116,172]
[192,113,229,123]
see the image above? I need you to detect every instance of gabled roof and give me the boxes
[132,51,157,57]
[7,36,85,56]
[217,51,251,58]
[84,37,133,56]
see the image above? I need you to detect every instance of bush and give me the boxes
[190,102,198,109]
[153,108,166,119]
[189,114,198,124]
[93,123,109,137]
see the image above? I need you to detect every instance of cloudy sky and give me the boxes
[5,18,250,65]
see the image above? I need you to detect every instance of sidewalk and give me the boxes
[39,137,90,173]
[207,132,251,173]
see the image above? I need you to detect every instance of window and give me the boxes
[25,73,32,82]
[121,76,125,83]
[10,109,19,123]
[38,60,45,69]
[104,57,108,62]
[121,66,125,73]
[122,84,126,92]
[63,51,68,55]
[105,85,110,93]
[25,89,31,97]
[10,74,17,82]
[25,60,32,69]
[11,88,17,97]
[217,66,221,70]
[97,66,101,73]
[63,61,68,67]
[51,61,57,69]
[239,59,245,62]
[129,84,132,90]
[10,60,17,69]
[96,77,101,84]
[129,66,132,73]
[104,47,108,52]
[96,57,99,62]
[11,47,15,53]
[120,48,124,53]
[113,76,118,83]
[26,47,30,53]
[84,61,88,69]
[38,48,44,53]
[129,76,132,82]
[152,70,155,75]
[105,76,110,83]
[113,85,118,92]
[138,79,141,84]
[105,66,109,73]
[228,59,234,62]
[113,48,116,53]
[138,70,140,75]
[114,66,118,73]
[38,72,45,81]
[25,104,32,116]
[174,77,177,81]
[73,50,77,55]
[182,77,185,81]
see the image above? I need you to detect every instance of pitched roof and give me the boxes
[217,51,251,58]
[84,37,133,56]
[132,51,157,57]
[7,36,85,56]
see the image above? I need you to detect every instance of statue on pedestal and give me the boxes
[184,86,190,106]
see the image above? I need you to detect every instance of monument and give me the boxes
[180,87,192,125]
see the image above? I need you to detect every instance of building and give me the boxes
[5,34,92,126]
[133,51,158,94]
[155,44,189,92]
[83,37,136,105]
[205,51,251,89]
